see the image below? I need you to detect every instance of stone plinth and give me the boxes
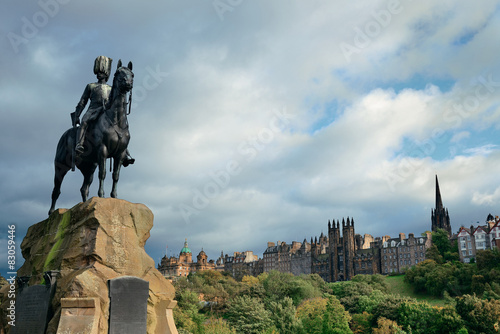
[0,197,177,334]
[56,298,100,334]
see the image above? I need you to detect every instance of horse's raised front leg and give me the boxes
[98,147,107,198]
[110,154,125,198]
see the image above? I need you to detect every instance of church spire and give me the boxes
[432,175,452,237]
[436,175,443,210]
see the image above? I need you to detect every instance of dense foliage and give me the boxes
[405,229,500,299]
[172,231,500,333]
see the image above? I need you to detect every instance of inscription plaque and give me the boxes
[11,271,58,334]
[108,276,149,334]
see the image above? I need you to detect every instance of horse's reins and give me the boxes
[128,88,132,115]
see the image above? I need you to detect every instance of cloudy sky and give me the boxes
[2,1,500,274]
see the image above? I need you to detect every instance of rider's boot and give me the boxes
[75,124,86,155]
[123,149,135,167]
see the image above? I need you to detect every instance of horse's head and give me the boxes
[113,60,134,93]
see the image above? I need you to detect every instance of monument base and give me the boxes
[0,197,178,334]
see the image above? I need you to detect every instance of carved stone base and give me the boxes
[57,298,100,334]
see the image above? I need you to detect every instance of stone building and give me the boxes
[290,239,311,276]
[157,239,215,277]
[380,232,431,274]
[457,215,500,263]
[263,242,279,273]
[264,217,431,282]
[263,241,302,273]
[328,217,357,281]
[231,251,261,279]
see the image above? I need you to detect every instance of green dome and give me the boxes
[180,239,191,254]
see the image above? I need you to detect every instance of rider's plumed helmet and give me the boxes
[93,56,113,81]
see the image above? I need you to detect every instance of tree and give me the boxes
[203,317,236,334]
[372,317,406,334]
[350,312,372,334]
[226,295,274,334]
[198,269,225,286]
[296,297,327,334]
[174,290,205,333]
[423,262,455,297]
[201,282,229,311]
[470,275,486,295]
[476,249,500,272]
[432,228,452,256]
[340,289,386,314]
[322,296,352,334]
[296,296,352,334]
[331,280,374,299]
[396,301,463,334]
[262,271,324,305]
[351,274,390,294]
[455,294,500,334]
[289,277,323,305]
[371,294,410,325]
[268,297,304,334]
[425,244,444,264]
[263,271,295,303]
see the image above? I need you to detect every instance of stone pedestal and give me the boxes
[164,300,178,334]
[0,197,178,334]
[56,298,100,334]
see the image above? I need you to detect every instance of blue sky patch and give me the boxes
[396,126,499,162]
[374,73,455,94]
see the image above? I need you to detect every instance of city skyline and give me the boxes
[2,1,500,275]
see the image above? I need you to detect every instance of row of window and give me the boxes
[460,232,500,242]
[383,252,424,260]
[384,238,425,248]
[383,245,424,253]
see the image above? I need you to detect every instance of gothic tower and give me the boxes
[342,217,355,281]
[431,175,452,237]
[328,219,342,282]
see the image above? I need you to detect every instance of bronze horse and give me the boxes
[49,61,134,215]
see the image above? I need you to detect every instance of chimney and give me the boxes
[399,233,406,240]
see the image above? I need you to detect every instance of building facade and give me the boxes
[263,217,432,282]
[458,215,500,263]
[380,233,431,274]
[157,239,216,277]
[161,176,474,281]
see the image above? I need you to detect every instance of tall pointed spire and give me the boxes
[436,175,443,210]
[432,175,452,237]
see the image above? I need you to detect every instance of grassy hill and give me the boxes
[384,275,446,307]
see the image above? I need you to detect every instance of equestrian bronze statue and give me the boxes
[49,58,135,215]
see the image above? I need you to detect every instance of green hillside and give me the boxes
[384,275,446,307]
